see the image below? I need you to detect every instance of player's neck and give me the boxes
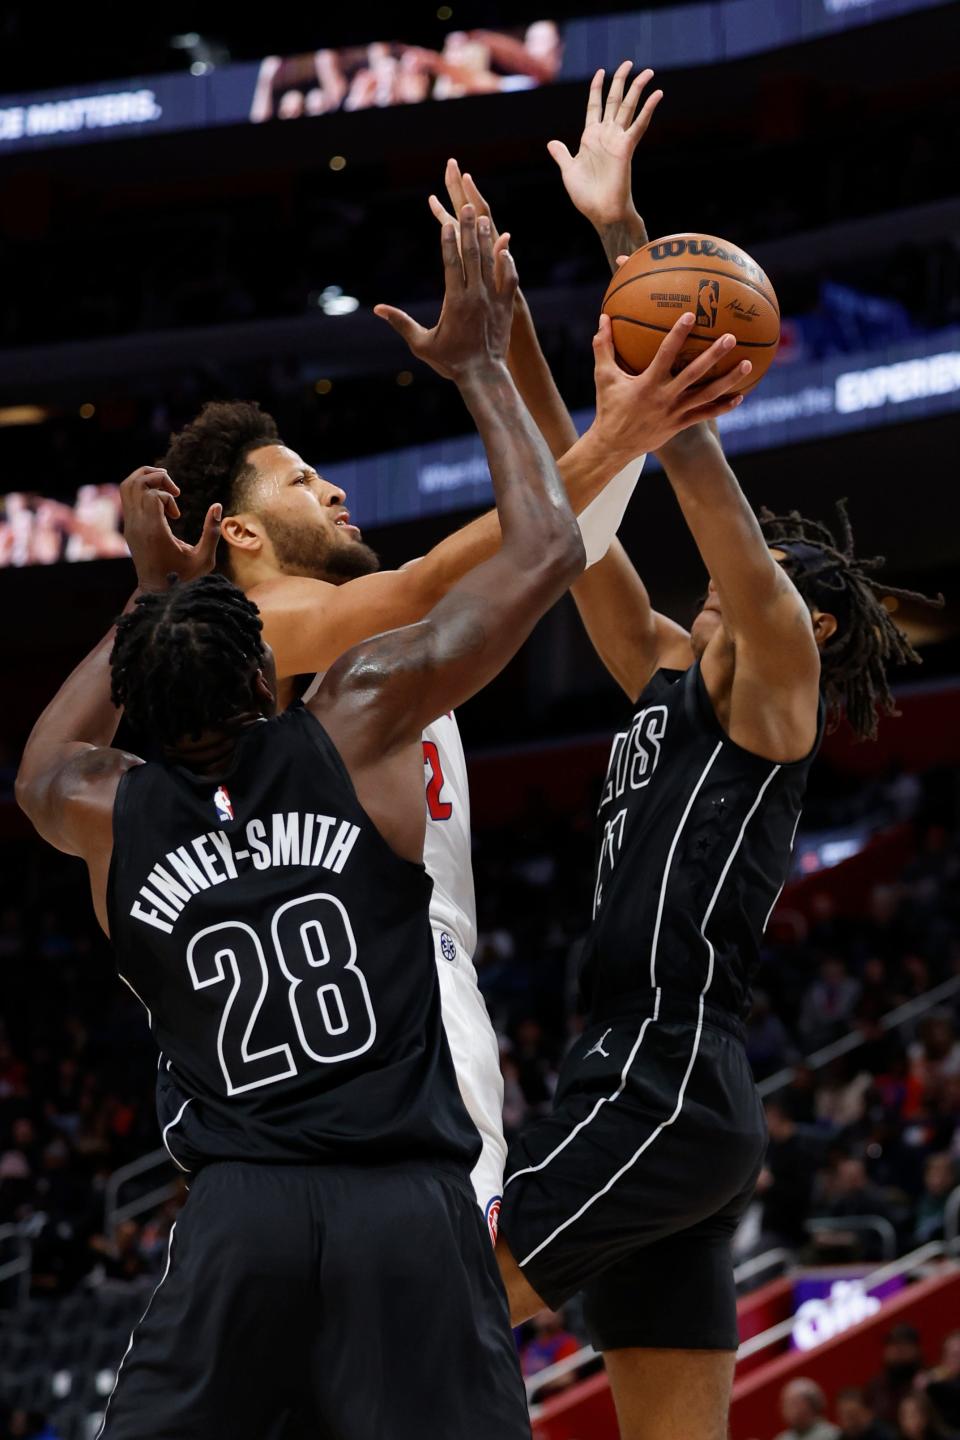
[163,713,267,775]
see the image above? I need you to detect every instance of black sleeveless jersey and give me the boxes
[581,662,823,1022]
[107,704,480,1175]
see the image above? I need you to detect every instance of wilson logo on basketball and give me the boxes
[648,236,771,289]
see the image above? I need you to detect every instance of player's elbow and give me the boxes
[514,515,585,591]
[14,765,45,833]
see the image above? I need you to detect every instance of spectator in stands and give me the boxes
[746,990,797,1079]
[868,1325,927,1424]
[913,1153,958,1245]
[519,1307,581,1396]
[776,1378,841,1440]
[800,956,862,1051]
[812,1156,894,1260]
[757,1098,816,1250]
[895,1392,958,1439]
[920,1332,960,1432]
[836,1387,895,1440]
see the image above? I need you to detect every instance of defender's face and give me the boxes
[243,444,378,582]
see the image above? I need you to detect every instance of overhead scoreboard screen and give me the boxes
[0,0,945,155]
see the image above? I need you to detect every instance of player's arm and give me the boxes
[550,62,701,696]
[658,423,822,760]
[310,210,582,857]
[16,469,221,915]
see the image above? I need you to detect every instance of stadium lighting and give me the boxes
[317,285,359,317]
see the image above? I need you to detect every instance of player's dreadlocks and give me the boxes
[758,500,943,741]
[111,574,266,745]
[161,401,281,572]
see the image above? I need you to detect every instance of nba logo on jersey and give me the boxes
[213,786,234,823]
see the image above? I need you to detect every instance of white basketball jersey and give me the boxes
[422,712,477,956]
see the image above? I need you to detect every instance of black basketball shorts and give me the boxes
[99,1158,530,1440]
[498,994,766,1352]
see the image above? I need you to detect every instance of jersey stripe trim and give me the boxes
[503,989,662,1189]
[118,972,152,1028]
[161,1097,193,1174]
[94,1223,177,1439]
[516,763,778,1270]
[648,742,723,988]
[699,764,781,993]
[762,807,802,934]
[517,997,705,1270]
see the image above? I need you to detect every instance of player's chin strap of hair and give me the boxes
[577,453,646,567]
[776,539,852,634]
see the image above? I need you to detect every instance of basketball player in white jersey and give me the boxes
[159,200,749,1233]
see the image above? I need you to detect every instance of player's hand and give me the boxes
[120,466,221,593]
[590,312,750,455]
[428,159,511,257]
[548,61,661,246]
[374,205,518,381]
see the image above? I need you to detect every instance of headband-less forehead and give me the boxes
[776,539,852,633]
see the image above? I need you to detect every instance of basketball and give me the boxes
[601,233,781,392]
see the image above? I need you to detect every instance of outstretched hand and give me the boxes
[548,61,661,242]
[374,205,518,381]
[591,312,750,456]
[427,159,511,263]
[120,466,221,594]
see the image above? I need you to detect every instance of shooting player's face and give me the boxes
[241,444,379,583]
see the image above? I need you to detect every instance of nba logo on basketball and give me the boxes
[213,786,234,823]
[695,278,720,328]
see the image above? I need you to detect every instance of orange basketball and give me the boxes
[601,233,780,393]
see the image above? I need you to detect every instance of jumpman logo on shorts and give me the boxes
[584,1027,612,1060]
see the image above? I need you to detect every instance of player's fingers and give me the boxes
[677,392,744,429]
[669,332,738,392]
[616,67,653,128]
[429,193,458,231]
[372,304,428,348]
[625,87,664,143]
[495,243,519,300]
[546,139,573,171]
[646,311,696,380]
[603,60,632,122]
[592,313,620,378]
[462,173,498,239]
[615,254,630,267]
[680,360,752,412]
[477,215,496,289]
[494,231,511,257]
[440,221,465,289]
[585,68,604,126]
[459,204,480,286]
[445,157,468,216]
[156,490,181,522]
[196,503,223,564]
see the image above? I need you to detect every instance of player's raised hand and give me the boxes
[548,61,661,254]
[374,205,518,381]
[428,161,514,278]
[120,466,221,593]
[590,312,750,454]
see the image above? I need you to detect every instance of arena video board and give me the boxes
[2,325,958,568]
[0,0,946,155]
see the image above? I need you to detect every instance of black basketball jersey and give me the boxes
[581,662,823,1022]
[107,704,480,1175]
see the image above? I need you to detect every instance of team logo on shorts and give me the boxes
[440,931,457,962]
[485,1196,502,1246]
[213,786,234,823]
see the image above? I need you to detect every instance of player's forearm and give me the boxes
[572,541,657,700]
[659,427,782,623]
[16,613,126,818]
[507,291,579,460]
[595,210,648,274]
[456,360,582,569]
[411,410,628,605]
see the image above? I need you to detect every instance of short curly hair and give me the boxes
[160,401,280,573]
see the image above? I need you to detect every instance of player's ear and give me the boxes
[811,608,838,648]
[220,511,265,556]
